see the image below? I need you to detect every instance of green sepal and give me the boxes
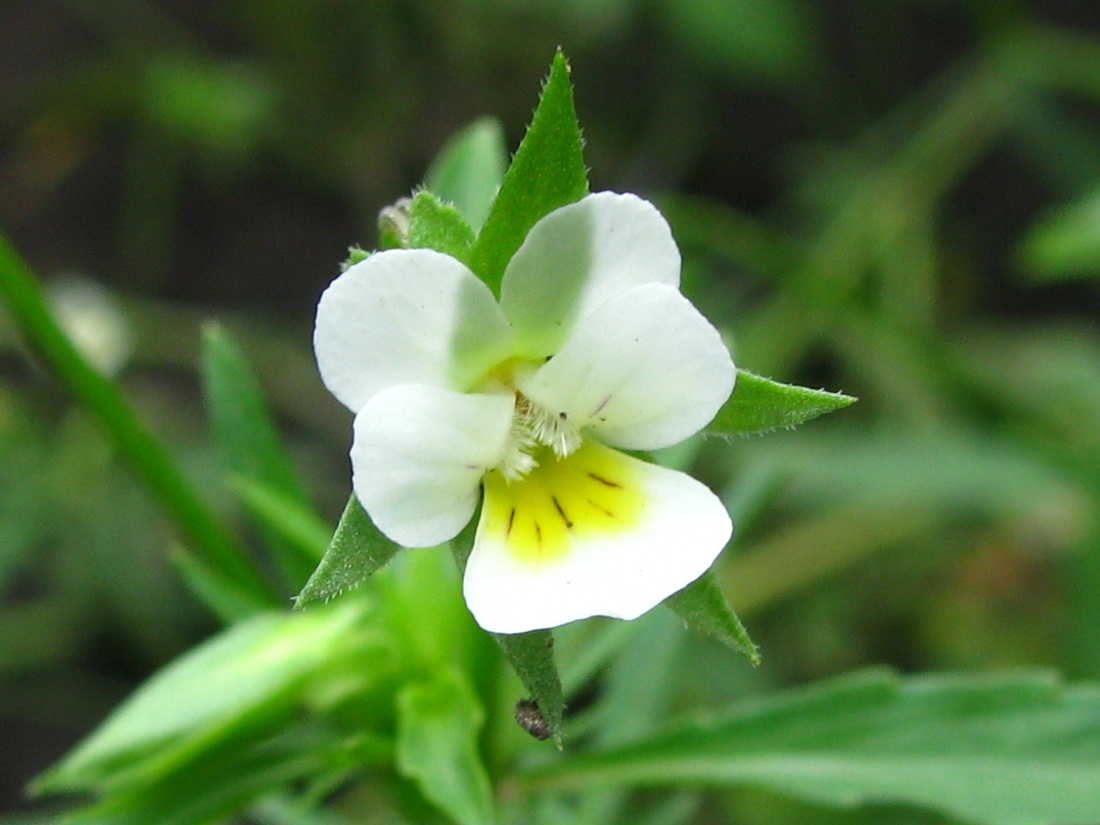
[201,322,318,592]
[467,50,589,296]
[407,190,477,261]
[708,369,856,436]
[396,670,496,825]
[294,495,401,609]
[492,631,565,749]
[341,245,370,270]
[425,116,508,233]
[664,570,759,665]
[451,521,565,748]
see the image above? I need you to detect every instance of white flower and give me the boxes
[314,192,735,634]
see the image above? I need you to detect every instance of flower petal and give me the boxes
[463,441,731,633]
[516,283,734,451]
[352,385,514,547]
[500,192,681,358]
[315,249,513,413]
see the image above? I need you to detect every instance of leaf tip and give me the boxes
[665,571,759,665]
[293,579,349,611]
[552,46,571,72]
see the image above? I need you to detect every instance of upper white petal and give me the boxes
[352,384,514,548]
[463,443,732,634]
[500,192,681,358]
[314,249,513,413]
[516,283,734,451]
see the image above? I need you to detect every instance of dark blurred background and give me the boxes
[4,0,1100,819]
[4,0,1094,318]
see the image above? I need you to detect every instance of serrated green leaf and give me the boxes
[664,571,759,665]
[451,524,565,747]
[295,495,401,609]
[521,669,1100,825]
[708,370,855,436]
[34,603,367,796]
[407,190,476,261]
[396,671,496,825]
[467,50,588,296]
[201,322,317,591]
[425,117,508,233]
[341,245,370,269]
[492,630,565,748]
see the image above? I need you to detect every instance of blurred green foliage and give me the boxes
[4,0,1100,823]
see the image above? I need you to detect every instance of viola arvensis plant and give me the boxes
[314,192,735,634]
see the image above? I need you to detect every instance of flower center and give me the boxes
[497,392,583,482]
[481,440,645,563]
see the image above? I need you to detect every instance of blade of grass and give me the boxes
[201,323,320,592]
[0,232,275,612]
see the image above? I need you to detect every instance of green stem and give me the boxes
[0,231,275,610]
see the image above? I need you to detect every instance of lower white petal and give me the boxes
[353,385,514,548]
[463,441,732,634]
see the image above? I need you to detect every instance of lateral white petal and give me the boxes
[463,442,731,634]
[352,385,513,548]
[315,249,513,413]
[517,283,734,451]
[500,192,681,358]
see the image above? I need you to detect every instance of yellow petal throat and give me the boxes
[479,440,645,563]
